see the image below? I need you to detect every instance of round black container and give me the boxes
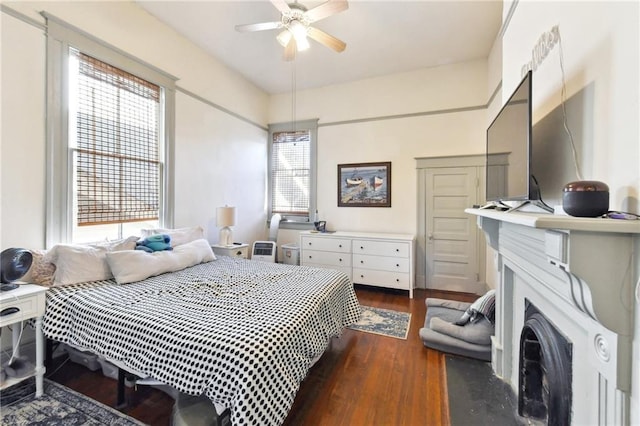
[562,180,609,217]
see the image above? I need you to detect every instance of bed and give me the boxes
[41,254,361,425]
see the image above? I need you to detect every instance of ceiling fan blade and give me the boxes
[305,0,348,23]
[283,38,297,61]
[271,0,291,14]
[307,27,346,52]
[235,22,282,32]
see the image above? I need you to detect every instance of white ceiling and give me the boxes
[136,1,503,94]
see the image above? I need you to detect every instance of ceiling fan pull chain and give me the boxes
[291,59,297,132]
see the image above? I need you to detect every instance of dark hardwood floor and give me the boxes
[47,286,476,425]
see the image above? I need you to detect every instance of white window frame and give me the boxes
[44,14,176,246]
[267,119,318,229]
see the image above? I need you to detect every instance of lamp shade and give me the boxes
[217,206,236,246]
[216,206,236,227]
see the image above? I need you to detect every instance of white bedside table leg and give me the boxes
[34,316,45,397]
[11,322,21,358]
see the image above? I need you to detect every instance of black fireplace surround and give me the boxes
[518,300,572,425]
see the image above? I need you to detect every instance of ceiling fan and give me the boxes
[235,0,348,61]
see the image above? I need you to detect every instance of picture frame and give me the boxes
[337,162,391,207]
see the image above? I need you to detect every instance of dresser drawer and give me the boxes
[352,268,409,290]
[301,236,351,253]
[211,244,249,259]
[0,291,46,327]
[353,254,409,273]
[304,263,352,281]
[353,240,409,258]
[302,250,351,267]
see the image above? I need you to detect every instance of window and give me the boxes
[268,119,317,226]
[71,50,162,242]
[45,15,176,246]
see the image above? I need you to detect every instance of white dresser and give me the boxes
[300,231,415,298]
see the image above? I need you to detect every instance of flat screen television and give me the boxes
[485,70,552,212]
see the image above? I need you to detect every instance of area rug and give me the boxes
[0,377,145,425]
[348,305,411,339]
[445,354,516,425]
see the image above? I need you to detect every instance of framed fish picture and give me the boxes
[337,162,391,207]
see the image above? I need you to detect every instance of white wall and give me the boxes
[270,60,489,123]
[270,60,489,251]
[5,1,268,127]
[174,93,267,244]
[505,1,639,211]
[0,11,47,249]
[1,1,270,251]
[501,1,639,422]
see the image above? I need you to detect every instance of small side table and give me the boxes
[211,243,249,259]
[0,284,47,397]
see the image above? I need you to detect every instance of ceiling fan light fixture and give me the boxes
[236,0,348,59]
[289,20,307,39]
[289,20,309,51]
[295,33,310,51]
[276,30,292,47]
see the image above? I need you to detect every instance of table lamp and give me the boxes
[216,206,236,246]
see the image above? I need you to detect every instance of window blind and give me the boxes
[73,50,161,226]
[271,130,310,216]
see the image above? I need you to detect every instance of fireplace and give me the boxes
[518,300,572,425]
[467,208,639,425]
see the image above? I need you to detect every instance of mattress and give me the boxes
[42,256,361,425]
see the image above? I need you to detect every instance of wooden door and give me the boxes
[425,166,483,293]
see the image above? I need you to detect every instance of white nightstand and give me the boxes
[211,243,249,259]
[0,284,47,397]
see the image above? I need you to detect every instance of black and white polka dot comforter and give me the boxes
[42,257,361,425]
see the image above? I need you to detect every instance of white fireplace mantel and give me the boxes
[466,208,640,425]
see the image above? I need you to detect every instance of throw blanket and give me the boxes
[42,257,361,426]
[455,289,496,326]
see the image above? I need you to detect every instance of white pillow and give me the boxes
[93,236,139,251]
[44,236,138,286]
[106,238,215,284]
[140,226,205,247]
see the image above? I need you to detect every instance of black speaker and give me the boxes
[562,181,609,217]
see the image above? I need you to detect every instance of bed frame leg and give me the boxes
[116,367,127,409]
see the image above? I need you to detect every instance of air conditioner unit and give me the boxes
[251,241,277,263]
[251,214,281,263]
